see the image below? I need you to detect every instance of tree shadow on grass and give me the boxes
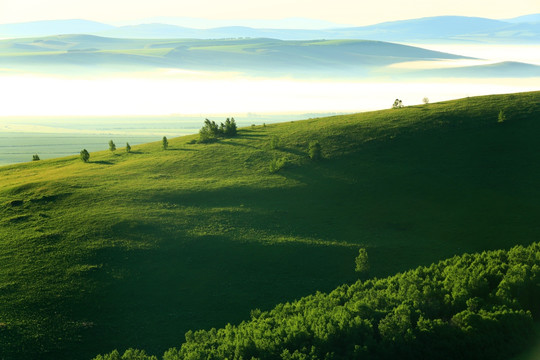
[220,141,257,149]
[165,148,199,152]
[278,146,306,157]
[239,133,266,139]
[74,228,358,360]
[91,160,114,165]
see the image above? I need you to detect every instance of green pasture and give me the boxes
[0,91,539,359]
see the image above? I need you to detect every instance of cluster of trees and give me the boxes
[199,118,238,143]
[392,99,404,109]
[94,242,539,360]
[109,140,133,153]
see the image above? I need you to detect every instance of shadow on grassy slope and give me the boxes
[0,92,539,359]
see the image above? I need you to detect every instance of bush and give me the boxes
[162,136,168,150]
[308,141,322,161]
[109,140,116,152]
[423,97,429,104]
[355,248,369,273]
[269,156,287,173]
[392,99,404,109]
[80,149,90,163]
[32,154,40,161]
[498,110,506,123]
[126,143,131,153]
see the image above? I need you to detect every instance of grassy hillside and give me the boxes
[0,91,539,359]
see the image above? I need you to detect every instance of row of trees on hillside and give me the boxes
[94,242,540,360]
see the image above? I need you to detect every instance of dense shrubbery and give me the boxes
[198,118,237,143]
[95,243,539,360]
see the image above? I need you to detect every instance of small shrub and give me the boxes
[80,149,90,163]
[498,110,506,123]
[308,141,322,161]
[187,139,197,145]
[269,157,287,173]
[126,143,131,153]
[109,140,116,152]
[162,136,168,150]
[423,97,429,104]
[355,248,369,273]
[32,154,40,161]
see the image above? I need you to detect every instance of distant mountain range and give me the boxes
[1,35,539,79]
[0,15,539,43]
[0,19,114,38]
[114,17,352,29]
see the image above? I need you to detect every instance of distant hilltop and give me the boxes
[0,14,539,43]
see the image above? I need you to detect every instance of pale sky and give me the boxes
[0,0,539,26]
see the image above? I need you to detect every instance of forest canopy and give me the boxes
[95,242,540,360]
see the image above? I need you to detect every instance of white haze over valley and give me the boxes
[0,45,538,120]
[0,43,538,165]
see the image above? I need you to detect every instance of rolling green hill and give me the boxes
[1,91,539,359]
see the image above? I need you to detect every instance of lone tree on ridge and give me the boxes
[80,149,90,163]
[109,140,116,152]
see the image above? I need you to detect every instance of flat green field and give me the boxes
[0,91,539,359]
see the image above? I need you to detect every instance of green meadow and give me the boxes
[0,91,539,359]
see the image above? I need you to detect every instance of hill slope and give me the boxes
[0,91,539,359]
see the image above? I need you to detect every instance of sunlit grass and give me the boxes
[0,91,539,359]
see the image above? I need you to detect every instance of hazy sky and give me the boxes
[1,0,539,26]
